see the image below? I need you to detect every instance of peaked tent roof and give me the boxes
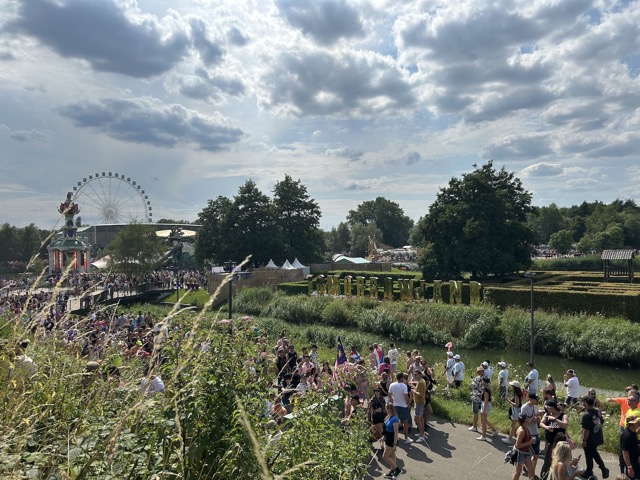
[265,259,278,269]
[280,259,296,270]
[291,258,307,268]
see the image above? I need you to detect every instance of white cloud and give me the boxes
[1,0,640,229]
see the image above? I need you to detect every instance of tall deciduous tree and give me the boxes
[227,180,279,266]
[194,196,234,266]
[549,229,574,255]
[326,222,351,255]
[347,197,414,247]
[349,222,383,257]
[273,175,325,263]
[106,222,165,275]
[420,161,534,279]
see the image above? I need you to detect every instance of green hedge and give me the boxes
[484,286,640,322]
[533,255,640,271]
[234,287,640,365]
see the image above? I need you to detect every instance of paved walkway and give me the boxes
[367,417,619,479]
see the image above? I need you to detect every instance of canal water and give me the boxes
[388,340,637,396]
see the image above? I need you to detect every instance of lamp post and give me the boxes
[524,271,535,365]
[225,261,236,319]
[174,265,180,304]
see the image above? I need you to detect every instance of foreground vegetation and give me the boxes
[0,297,370,479]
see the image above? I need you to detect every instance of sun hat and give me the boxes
[476,366,484,373]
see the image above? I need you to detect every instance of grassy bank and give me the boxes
[235,288,640,366]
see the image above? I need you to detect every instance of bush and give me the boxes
[234,287,274,315]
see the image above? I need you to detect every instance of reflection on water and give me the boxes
[388,340,636,395]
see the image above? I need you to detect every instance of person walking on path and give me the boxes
[513,413,538,480]
[606,390,640,474]
[504,380,523,444]
[468,366,484,433]
[381,403,401,479]
[539,400,568,479]
[549,441,585,480]
[521,393,542,476]
[581,395,610,479]
[411,370,427,443]
[620,414,640,479]
[389,372,412,444]
[477,376,499,441]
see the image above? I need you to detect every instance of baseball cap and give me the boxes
[529,393,539,400]
[481,361,488,367]
[566,369,575,375]
[453,354,460,360]
[498,361,507,367]
[447,351,454,357]
[509,380,521,388]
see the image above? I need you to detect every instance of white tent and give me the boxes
[91,255,111,269]
[280,259,296,270]
[292,258,310,276]
[265,259,278,269]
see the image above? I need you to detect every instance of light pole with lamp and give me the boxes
[524,271,535,365]
[224,261,237,319]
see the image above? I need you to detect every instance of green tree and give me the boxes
[194,196,234,266]
[0,223,18,262]
[420,161,534,278]
[273,175,325,263]
[347,197,414,247]
[227,180,279,266]
[528,203,566,244]
[595,224,624,250]
[106,222,165,275]
[325,222,351,255]
[18,224,48,262]
[549,229,574,255]
[349,222,383,257]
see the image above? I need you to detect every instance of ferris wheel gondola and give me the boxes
[71,172,152,225]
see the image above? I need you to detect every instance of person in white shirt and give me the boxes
[525,362,538,395]
[388,343,399,373]
[482,360,494,379]
[563,369,580,408]
[497,361,509,405]
[444,351,455,387]
[452,355,465,388]
[388,372,412,443]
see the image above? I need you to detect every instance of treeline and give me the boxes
[528,199,640,253]
[0,223,50,265]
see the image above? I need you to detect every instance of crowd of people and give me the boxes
[3,281,639,480]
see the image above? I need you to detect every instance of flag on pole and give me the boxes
[333,336,348,382]
[374,344,384,366]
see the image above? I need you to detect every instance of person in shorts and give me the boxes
[389,372,412,444]
[411,370,427,442]
[382,403,401,479]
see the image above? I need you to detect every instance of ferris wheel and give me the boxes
[71,172,152,225]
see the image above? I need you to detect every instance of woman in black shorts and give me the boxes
[369,387,386,441]
[382,403,400,478]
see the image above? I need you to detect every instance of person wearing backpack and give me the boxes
[580,396,610,479]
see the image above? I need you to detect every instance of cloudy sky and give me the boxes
[1,0,639,230]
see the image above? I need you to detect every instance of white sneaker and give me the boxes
[501,438,512,444]
[476,436,487,441]
[468,426,478,432]
[404,438,413,444]
[415,436,426,443]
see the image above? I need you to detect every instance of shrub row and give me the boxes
[235,288,640,365]
[533,255,640,271]
[484,286,640,322]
